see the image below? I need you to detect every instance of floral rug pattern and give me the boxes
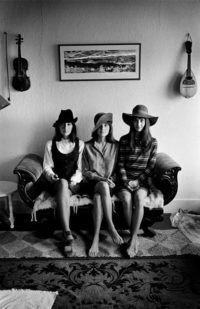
[0,256,200,309]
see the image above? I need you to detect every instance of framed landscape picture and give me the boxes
[58,43,141,81]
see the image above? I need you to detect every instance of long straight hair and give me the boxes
[53,122,77,142]
[129,118,152,151]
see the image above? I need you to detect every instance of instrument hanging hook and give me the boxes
[186,33,192,43]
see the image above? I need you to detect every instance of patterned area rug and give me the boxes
[0,255,199,309]
[0,228,200,258]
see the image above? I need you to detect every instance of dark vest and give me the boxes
[52,138,79,180]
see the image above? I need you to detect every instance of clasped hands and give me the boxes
[50,173,79,190]
[106,177,116,188]
[125,179,140,192]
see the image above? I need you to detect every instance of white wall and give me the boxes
[0,0,200,213]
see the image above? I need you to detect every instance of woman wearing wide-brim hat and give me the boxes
[117,105,158,258]
[82,112,124,257]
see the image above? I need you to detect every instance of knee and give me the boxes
[118,191,132,207]
[96,181,110,195]
[56,178,69,190]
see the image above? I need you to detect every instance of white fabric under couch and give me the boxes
[31,189,164,222]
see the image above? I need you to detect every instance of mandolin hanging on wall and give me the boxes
[12,34,31,92]
[180,33,197,98]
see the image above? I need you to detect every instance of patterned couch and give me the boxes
[13,152,181,236]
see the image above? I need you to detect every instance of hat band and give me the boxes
[132,112,152,118]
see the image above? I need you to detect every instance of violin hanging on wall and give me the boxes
[180,33,197,98]
[12,34,31,92]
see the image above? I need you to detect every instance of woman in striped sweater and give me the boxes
[117,105,158,257]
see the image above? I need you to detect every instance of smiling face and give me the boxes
[59,122,73,139]
[133,117,146,132]
[97,122,110,138]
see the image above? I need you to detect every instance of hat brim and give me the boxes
[53,117,78,127]
[92,113,113,133]
[122,113,158,126]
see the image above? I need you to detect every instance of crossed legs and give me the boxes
[118,188,148,257]
[89,181,123,257]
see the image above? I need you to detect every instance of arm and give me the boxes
[70,140,84,185]
[117,137,128,185]
[82,144,107,183]
[43,140,58,182]
[138,138,158,184]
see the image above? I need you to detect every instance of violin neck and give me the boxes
[18,43,21,60]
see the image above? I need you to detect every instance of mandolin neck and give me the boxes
[187,53,192,78]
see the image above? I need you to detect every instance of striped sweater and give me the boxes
[117,133,158,185]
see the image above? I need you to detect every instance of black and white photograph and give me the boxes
[0,1,199,308]
[58,43,141,80]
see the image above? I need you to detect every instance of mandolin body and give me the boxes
[180,70,197,98]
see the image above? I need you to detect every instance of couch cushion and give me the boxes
[31,189,164,222]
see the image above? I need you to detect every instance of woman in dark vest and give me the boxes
[43,109,84,255]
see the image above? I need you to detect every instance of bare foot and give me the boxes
[109,228,124,245]
[126,238,139,258]
[89,241,99,257]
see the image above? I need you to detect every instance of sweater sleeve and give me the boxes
[43,140,55,181]
[138,138,158,183]
[82,148,99,182]
[117,137,128,184]
[70,140,85,184]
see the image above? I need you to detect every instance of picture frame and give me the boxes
[58,43,141,81]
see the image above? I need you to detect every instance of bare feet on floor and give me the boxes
[89,241,99,257]
[126,237,139,258]
[109,228,124,245]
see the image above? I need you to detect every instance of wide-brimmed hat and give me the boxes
[122,105,158,126]
[53,109,78,127]
[92,112,113,133]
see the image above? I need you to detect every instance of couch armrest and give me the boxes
[13,153,43,206]
[154,152,182,205]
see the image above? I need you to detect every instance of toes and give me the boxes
[89,249,99,257]
[111,232,124,245]
[126,240,139,258]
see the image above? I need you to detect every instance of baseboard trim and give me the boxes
[164,199,200,213]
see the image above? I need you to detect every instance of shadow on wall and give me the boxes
[167,71,183,98]
[166,43,185,99]
[0,158,20,181]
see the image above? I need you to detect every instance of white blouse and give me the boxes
[43,139,84,184]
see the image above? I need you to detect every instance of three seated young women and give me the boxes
[39,105,158,257]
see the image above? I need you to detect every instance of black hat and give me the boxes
[122,105,158,126]
[53,109,78,127]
